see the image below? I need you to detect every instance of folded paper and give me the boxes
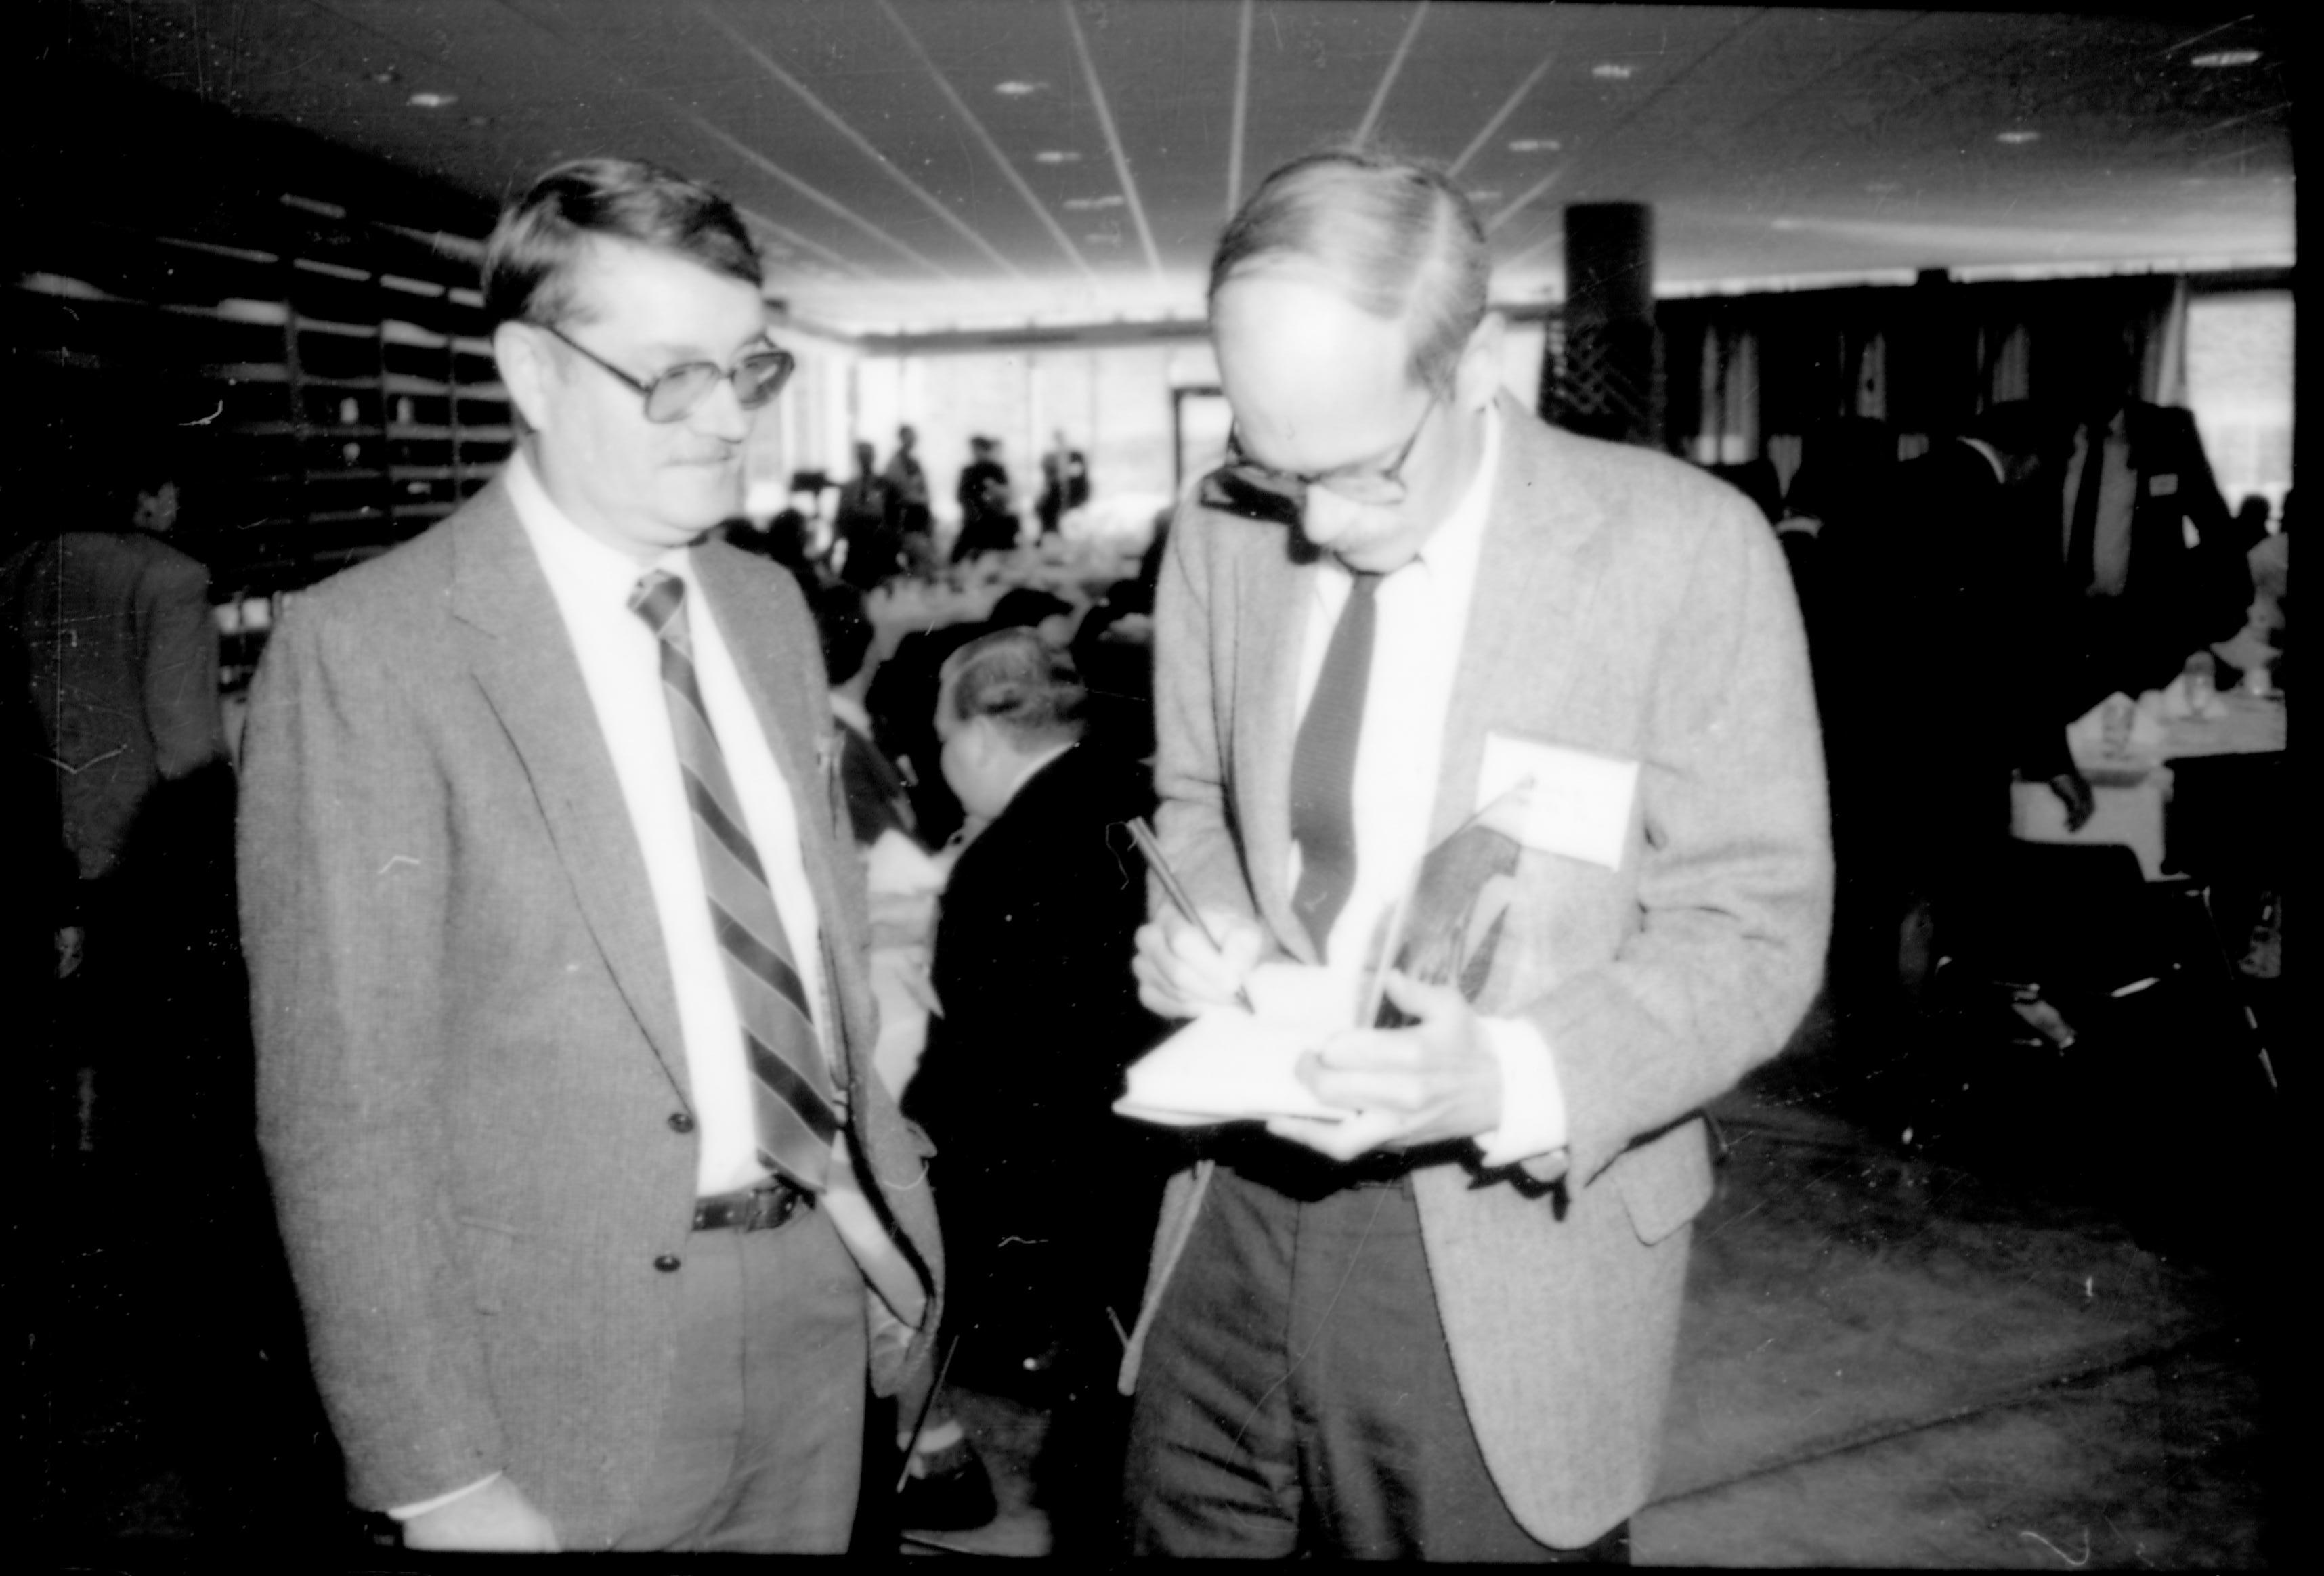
[1475,732,1639,869]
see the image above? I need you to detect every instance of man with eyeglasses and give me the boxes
[1122,151,1830,1560]
[239,158,941,1554]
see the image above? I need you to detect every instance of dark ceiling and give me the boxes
[42,2,2296,336]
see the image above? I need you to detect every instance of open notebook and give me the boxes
[1115,816,1524,1127]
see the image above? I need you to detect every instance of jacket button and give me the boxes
[667,1112,695,1133]
[653,1254,681,1273]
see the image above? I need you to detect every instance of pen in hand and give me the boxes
[1126,816,1257,1013]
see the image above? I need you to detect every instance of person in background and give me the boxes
[237,156,940,1554]
[1037,431,1090,539]
[951,435,1020,563]
[2039,313,2245,716]
[1868,402,2095,1011]
[3,460,228,895]
[1124,150,1829,1560]
[3,457,233,1170]
[835,439,897,590]
[903,626,1173,1552]
[883,424,934,577]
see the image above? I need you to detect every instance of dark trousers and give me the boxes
[1123,1163,1630,1562]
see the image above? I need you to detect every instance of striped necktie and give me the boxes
[631,570,838,1191]
[631,571,928,1326]
[1289,571,1382,961]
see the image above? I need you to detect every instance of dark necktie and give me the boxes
[2065,421,2105,596]
[631,571,839,1192]
[1289,571,1383,961]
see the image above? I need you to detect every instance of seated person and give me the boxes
[897,632,1171,1357]
[899,628,1176,1544]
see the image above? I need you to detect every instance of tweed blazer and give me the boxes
[239,477,941,1550]
[1122,396,1831,1548]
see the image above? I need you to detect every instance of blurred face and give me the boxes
[933,684,1017,824]
[497,237,771,562]
[1210,264,1494,573]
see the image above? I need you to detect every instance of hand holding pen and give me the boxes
[1127,816,1262,1016]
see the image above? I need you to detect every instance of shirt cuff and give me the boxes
[1474,1015,1567,1168]
[387,1472,502,1523]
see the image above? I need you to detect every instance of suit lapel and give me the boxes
[448,481,692,1102]
[1430,401,1614,844]
[1234,535,1322,963]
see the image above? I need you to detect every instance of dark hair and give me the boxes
[812,584,875,686]
[1209,149,1489,392]
[482,157,762,327]
[941,627,1086,750]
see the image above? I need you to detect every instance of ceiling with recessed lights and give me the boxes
[43,1,2293,336]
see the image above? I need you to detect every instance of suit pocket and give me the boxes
[1611,1120,1715,1246]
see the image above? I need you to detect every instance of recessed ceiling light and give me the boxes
[1996,129,2040,145]
[1507,137,1562,154]
[407,91,456,109]
[1063,194,1125,211]
[2190,49,2262,68]
[1033,150,1081,165]
[995,80,1042,97]
[1591,63,1633,81]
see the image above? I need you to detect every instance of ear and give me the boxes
[1454,311,1508,414]
[494,320,557,435]
[961,714,1010,774]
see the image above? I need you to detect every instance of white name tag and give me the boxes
[2149,473,2179,497]
[1474,733,1639,870]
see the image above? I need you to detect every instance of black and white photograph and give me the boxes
[12,1,2290,1564]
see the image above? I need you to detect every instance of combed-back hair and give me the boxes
[482,157,762,327]
[941,626,1087,751]
[1209,148,1490,393]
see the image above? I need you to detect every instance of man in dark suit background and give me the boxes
[238,158,940,1554]
[2043,315,2245,714]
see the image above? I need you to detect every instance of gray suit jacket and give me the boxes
[1126,396,1830,1546]
[239,477,941,1549]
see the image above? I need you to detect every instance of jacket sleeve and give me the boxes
[1148,504,1268,925]
[240,598,507,1511]
[1521,490,1833,1187]
[139,551,226,778]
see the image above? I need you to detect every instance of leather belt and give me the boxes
[1211,1131,1471,1203]
[692,1177,813,1233]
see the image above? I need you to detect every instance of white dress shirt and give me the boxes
[1287,403,1567,1166]
[508,450,830,1196]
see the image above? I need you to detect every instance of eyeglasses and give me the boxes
[1202,391,1438,523]
[538,322,796,423]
